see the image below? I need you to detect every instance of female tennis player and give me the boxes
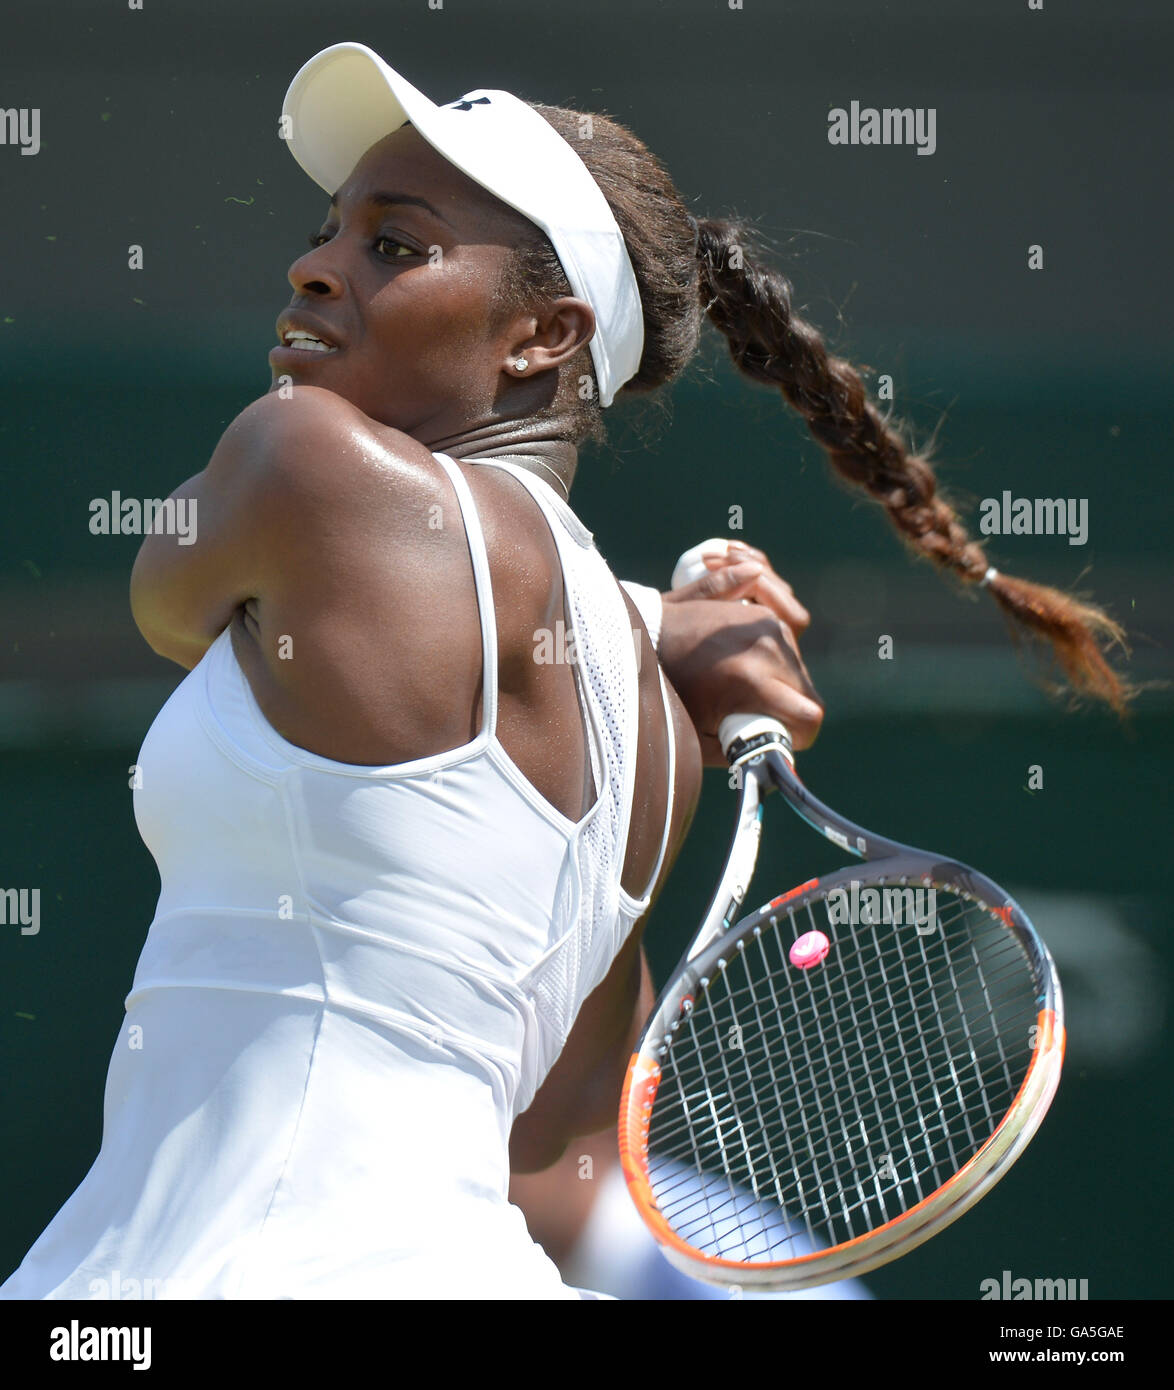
[1,42,1127,1302]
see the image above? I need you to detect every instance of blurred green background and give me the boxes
[1,0,1170,1298]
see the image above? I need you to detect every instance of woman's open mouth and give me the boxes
[270,330,340,364]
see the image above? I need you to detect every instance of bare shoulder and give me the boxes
[215,386,439,513]
[128,385,457,667]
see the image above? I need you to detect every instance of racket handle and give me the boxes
[718,713,793,761]
[671,540,794,764]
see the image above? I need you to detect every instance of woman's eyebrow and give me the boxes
[327,189,455,228]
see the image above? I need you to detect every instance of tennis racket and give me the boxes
[618,540,1065,1291]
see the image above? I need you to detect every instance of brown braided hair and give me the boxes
[489,103,1132,713]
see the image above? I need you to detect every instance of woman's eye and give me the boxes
[305,232,414,256]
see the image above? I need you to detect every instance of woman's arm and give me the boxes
[130,394,277,668]
[129,385,402,669]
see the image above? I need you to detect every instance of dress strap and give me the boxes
[430,453,498,740]
[464,457,594,547]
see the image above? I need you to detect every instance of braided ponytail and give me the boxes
[694,215,1132,713]
[512,104,1132,712]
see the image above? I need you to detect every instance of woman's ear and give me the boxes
[505,297,596,378]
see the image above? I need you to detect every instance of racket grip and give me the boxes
[718,713,792,760]
[671,541,794,763]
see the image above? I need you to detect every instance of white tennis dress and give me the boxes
[1,453,676,1300]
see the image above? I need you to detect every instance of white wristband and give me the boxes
[619,580,664,652]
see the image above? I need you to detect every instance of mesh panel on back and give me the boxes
[533,530,635,1034]
[486,466,642,1088]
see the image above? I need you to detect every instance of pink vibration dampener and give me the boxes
[789,930,830,969]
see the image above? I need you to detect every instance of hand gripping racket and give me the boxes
[618,540,1065,1291]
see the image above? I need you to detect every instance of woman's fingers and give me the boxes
[760,674,824,751]
[655,586,825,763]
[665,559,763,601]
[693,552,812,633]
[696,668,823,760]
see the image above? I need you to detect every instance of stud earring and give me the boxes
[514,357,528,372]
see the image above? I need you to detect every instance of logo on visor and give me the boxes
[449,97,491,112]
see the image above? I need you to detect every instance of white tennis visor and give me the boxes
[281,41,644,407]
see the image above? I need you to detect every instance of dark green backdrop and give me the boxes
[2,0,1171,1300]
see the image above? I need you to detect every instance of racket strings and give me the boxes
[691,895,1036,1026]
[659,953,1033,1136]
[669,954,1035,1088]
[643,889,1038,1262]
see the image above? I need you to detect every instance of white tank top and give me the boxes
[0,453,676,1300]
